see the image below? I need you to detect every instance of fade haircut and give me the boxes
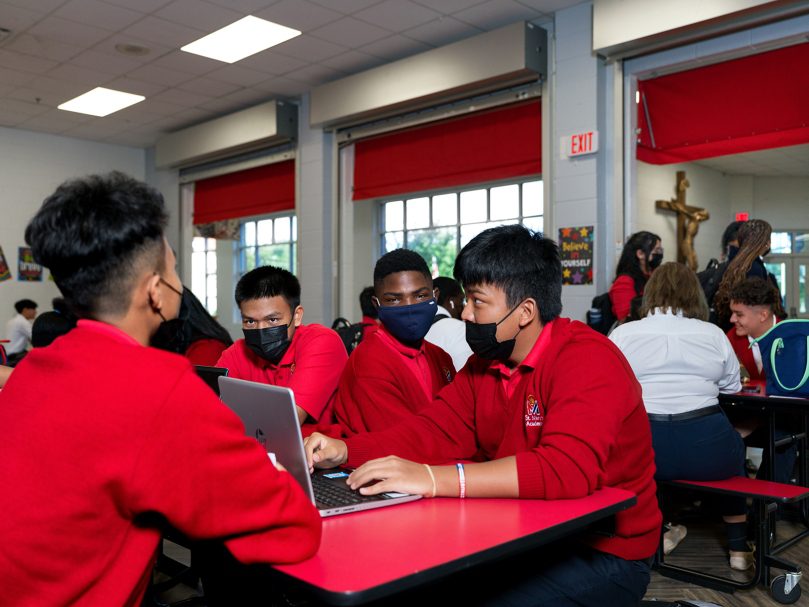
[454,224,562,323]
[373,249,431,288]
[14,299,37,314]
[433,277,463,308]
[729,277,785,317]
[235,265,301,311]
[359,286,377,318]
[25,172,167,318]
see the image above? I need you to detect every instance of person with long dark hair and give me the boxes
[609,231,663,324]
[151,286,233,366]
[713,219,779,330]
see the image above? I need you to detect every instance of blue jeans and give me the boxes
[650,410,746,515]
[375,543,651,607]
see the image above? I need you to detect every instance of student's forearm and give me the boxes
[432,456,519,498]
[0,365,11,388]
[295,404,308,425]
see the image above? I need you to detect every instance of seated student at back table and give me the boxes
[217,265,347,425]
[0,172,320,606]
[306,225,661,607]
[333,249,455,435]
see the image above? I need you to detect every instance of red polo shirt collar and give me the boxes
[490,318,555,379]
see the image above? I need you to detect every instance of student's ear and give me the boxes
[145,272,163,314]
[432,288,439,301]
[292,304,304,328]
[518,298,538,326]
[371,296,381,310]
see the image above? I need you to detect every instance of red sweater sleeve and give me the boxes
[286,328,347,421]
[127,370,321,564]
[609,274,636,322]
[514,339,644,500]
[345,364,480,467]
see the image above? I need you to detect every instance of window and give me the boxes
[191,237,217,315]
[379,179,543,276]
[238,213,297,276]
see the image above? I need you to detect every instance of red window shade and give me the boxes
[353,100,541,201]
[637,42,809,165]
[193,160,295,225]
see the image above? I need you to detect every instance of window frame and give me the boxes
[237,211,298,278]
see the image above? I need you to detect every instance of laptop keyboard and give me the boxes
[311,474,385,508]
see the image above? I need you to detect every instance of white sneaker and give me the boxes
[663,524,687,555]
[729,550,755,571]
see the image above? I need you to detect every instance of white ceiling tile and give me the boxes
[206,65,271,86]
[150,50,221,75]
[404,16,482,45]
[308,0,384,14]
[355,1,441,31]
[60,119,131,139]
[202,0,280,13]
[0,81,18,97]
[53,0,144,32]
[412,0,489,13]
[1,0,67,13]
[131,98,186,117]
[70,49,149,74]
[0,66,37,87]
[104,76,168,97]
[255,0,343,31]
[237,51,309,75]
[0,3,47,31]
[251,75,308,97]
[16,109,91,132]
[5,33,84,62]
[127,63,197,87]
[268,34,346,63]
[27,15,113,47]
[170,107,210,125]
[8,86,64,108]
[320,49,383,72]
[108,129,162,147]
[26,75,100,101]
[120,15,205,47]
[0,98,50,117]
[196,87,271,113]
[285,63,345,85]
[359,34,431,61]
[46,63,117,86]
[101,0,175,12]
[91,34,173,61]
[453,0,542,29]
[155,0,245,33]
[516,0,582,12]
[176,76,242,97]
[310,17,390,47]
[150,87,215,107]
[0,109,30,127]
[0,49,59,74]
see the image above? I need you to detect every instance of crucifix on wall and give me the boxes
[655,171,710,271]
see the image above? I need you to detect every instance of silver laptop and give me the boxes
[218,376,421,517]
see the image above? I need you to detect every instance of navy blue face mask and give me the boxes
[376,299,437,345]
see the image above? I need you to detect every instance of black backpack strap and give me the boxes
[431,314,450,325]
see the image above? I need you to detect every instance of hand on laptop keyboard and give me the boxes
[303,432,348,472]
[348,456,433,498]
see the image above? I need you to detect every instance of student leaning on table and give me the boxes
[305,224,661,607]
[0,173,321,607]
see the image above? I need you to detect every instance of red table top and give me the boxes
[274,487,636,605]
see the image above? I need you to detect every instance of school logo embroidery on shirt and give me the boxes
[524,395,544,428]
[443,367,452,383]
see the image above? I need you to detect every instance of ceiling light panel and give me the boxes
[181,16,301,64]
[58,87,145,116]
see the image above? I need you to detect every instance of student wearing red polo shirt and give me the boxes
[334,250,455,435]
[305,225,661,606]
[217,266,347,425]
[0,173,320,607]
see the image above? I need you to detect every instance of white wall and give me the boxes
[0,127,145,334]
[751,177,809,231]
[636,160,734,266]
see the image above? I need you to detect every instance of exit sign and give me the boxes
[562,130,599,158]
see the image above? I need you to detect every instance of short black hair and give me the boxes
[235,265,301,311]
[14,299,37,314]
[433,277,462,307]
[373,249,431,287]
[729,277,780,310]
[722,220,745,252]
[31,311,75,348]
[25,172,167,318]
[359,286,377,318]
[454,224,562,323]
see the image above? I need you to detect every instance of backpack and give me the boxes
[587,292,616,335]
[697,259,728,313]
[753,319,809,398]
[331,317,366,355]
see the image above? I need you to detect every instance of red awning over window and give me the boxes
[353,100,541,201]
[637,42,809,165]
[193,160,295,225]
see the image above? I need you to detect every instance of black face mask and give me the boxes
[727,244,740,260]
[243,323,292,364]
[648,252,663,270]
[465,303,523,361]
[152,296,191,353]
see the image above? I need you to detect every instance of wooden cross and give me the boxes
[655,170,710,271]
